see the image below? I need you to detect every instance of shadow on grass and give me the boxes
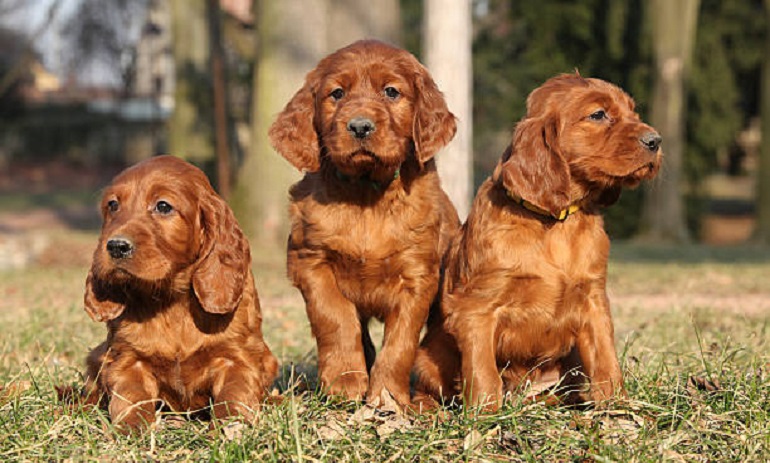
[275,358,319,394]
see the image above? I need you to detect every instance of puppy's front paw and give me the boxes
[324,371,369,402]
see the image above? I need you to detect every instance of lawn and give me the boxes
[1,230,768,462]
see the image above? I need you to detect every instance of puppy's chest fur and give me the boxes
[497,216,609,361]
[106,299,248,407]
[289,175,444,315]
[452,191,610,363]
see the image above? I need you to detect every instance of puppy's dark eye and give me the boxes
[107,200,119,213]
[589,110,607,121]
[154,201,174,215]
[330,88,345,101]
[384,86,400,99]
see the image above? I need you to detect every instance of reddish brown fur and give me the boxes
[81,155,277,431]
[413,74,662,411]
[269,40,459,407]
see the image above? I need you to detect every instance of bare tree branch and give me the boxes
[61,0,149,88]
[0,0,27,17]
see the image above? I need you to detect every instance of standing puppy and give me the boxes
[83,155,277,431]
[413,74,662,411]
[269,40,459,407]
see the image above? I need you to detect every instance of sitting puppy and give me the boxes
[81,155,277,431]
[269,40,459,407]
[413,73,662,411]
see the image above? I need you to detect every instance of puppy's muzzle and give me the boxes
[639,131,662,153]
[106,236,134,260]
[347,116,376,139]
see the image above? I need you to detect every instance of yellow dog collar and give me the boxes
[506,191,580,221]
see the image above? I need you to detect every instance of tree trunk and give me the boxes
[423,0,473,220]
[326,0,400,50]
[755,0,770,244]
[232,0,327,242]
[233,0,402,243]
[206,0,231,198]
[638,0,699,242]
[168,0,213,164]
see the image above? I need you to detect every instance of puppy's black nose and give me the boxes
[640,132,662,152]
[106,236,134,259]
[347,117,375,139]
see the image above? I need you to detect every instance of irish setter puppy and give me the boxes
[81,155,277,431]
[413,74,662,411]
[269,40,459,407]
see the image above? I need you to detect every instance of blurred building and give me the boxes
[131,0,174,117]
[0,1,177,166]
[18,61,61,101]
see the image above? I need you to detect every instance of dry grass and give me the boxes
[0,232,768,461]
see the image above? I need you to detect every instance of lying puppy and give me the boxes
[81,155,277,431]
[413,73,662,411]
[269,40,459,407]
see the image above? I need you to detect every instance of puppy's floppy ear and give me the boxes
[84,268,125,322]
[269,70,321,172]
[412,65,457,166]
[192,192,250,314]
[493,116,572,217]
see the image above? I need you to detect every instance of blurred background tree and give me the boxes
[1,0,768,246]
[0,26,30,120]
[460,0,657,237]
[62,0,147,94]
[0,0,60,100]
[638,0,700,243]
[231,0,327,242]
[758,0,770,244]
[168,0,213,165]
[231,0,401,243]
[413,0,766,243]
[424,0,473,219]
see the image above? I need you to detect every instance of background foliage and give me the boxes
[402,0,766,238]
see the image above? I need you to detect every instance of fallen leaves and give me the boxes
[687,375,722,395]
[316,415,348,441]
[580,408,647,445]
[0,380,32,406]
[349,390,413,441]
[220,421,246,441]
[463,426,500,453]
[686,375,723,410]
[316,389,413,442]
